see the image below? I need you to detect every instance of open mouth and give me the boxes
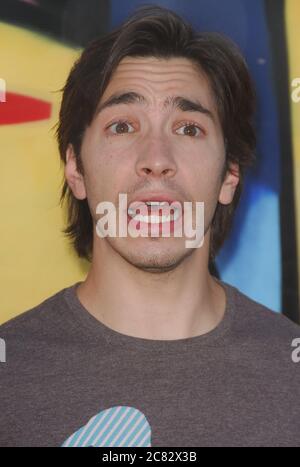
[127,201,181,224]
[126,200,183,236]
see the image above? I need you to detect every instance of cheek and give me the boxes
[82,149,132,215]
[181,147,224,199]
[83,130,134,174]
[192,173,221,204]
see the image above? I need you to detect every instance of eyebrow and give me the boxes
[96,91,215,123]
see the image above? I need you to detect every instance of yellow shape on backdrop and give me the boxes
[0,23,89,324]
[285,0,300,294]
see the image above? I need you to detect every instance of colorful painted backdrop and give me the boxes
[0,0,299,324]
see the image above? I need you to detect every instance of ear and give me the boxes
[64,144,87,200]
[218,162,240,205]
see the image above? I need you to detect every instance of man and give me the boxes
[0,5,299,447]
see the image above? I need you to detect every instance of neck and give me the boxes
[76,234,226,340]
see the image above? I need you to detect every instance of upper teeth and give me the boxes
[127,200,181,223]
[145,201,169,206]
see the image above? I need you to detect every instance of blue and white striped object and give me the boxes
[62,406,152,447]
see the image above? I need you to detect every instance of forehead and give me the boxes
[101,56,215,110]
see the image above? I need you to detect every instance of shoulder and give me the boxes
[0,284,81,372]
[221,280,300,341]
[0,285,72,339]
[219,280,300,378]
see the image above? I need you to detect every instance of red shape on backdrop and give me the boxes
[0,92,51,124]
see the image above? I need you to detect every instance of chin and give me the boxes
[110,237,195,273]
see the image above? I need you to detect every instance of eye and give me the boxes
[175,122,204,138]
[106,120,135,135]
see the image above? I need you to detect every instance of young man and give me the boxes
[0,6,299,447]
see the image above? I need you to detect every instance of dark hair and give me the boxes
[56,4,256,263]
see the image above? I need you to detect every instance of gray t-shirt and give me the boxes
[0,279,299,447]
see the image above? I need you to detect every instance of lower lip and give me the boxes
[126,211,183,236]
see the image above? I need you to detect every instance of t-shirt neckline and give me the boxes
[63,277,237,352]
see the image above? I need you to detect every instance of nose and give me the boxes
[135,136,177,178]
